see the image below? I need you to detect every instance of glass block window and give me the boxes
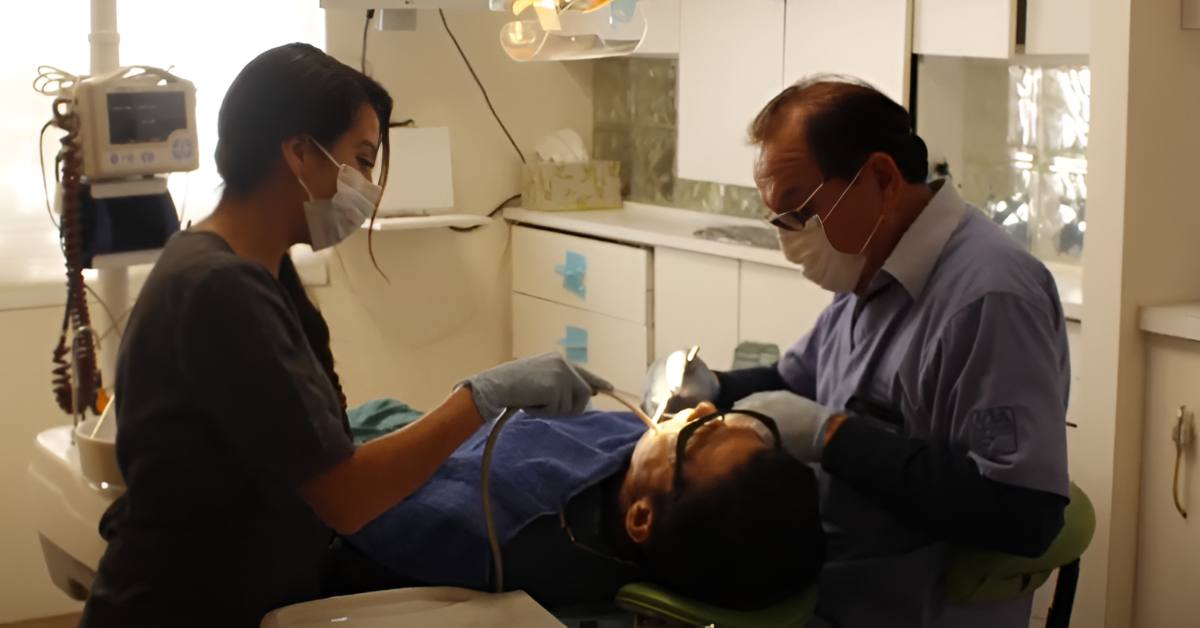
[981,64,1090,263]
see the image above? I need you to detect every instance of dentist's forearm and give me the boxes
[823,415,1068,557]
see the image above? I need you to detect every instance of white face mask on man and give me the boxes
[774,165,884,293]
[296,138,383,251]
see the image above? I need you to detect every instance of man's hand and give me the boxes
[734,390,841,462]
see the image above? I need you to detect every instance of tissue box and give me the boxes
[520,161,623,211]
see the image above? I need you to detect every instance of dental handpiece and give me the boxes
[598,389,659,432]
[481,407,518,593]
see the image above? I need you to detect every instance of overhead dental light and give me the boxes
[499,1,647,62]
[322,0,647,61]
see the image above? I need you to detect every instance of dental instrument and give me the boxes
[642,345,708,420]
[598,389,658,432]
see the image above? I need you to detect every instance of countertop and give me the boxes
[1141,303,1200,343]
[505,202,1085,321]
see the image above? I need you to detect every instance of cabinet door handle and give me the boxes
[1173,405,1192,520]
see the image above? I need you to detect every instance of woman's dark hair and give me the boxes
[216,43,394,418]
[639,448,826,609]
[215,42,392,198]
[749,75,929,183]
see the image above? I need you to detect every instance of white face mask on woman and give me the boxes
[773,165,884,293]
[296,138,382,251]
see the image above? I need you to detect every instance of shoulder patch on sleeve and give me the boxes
[969,407,1019,457]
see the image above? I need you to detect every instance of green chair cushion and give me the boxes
[615,582,818,628]
[945,482,1096,603]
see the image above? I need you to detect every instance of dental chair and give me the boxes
[614,482,1095,628]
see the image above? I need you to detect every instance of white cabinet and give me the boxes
[512,294,649,395]
[677,0,785,188]
[653,248,740,371]
[511,226,651,395]
[738,262,832,354]
[914,0,1089,58]
[512,226,650,324]
[784,0,914,106]
[632,0,680,57]
[1134,335,1200,628]
[509,223,831,395]
[1024,0,1089,56]
[913,0,1017,59]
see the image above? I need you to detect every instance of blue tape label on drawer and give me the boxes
[558,325,588,364]
[554,251,587,298]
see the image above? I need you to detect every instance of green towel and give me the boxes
[347,398,424,445]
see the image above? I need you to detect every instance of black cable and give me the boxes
[487,193,522,218]
[85,284,129,344]
[438,9,526,164]
[450,193,521,233]
[39,119,60,230]
[361,10,375,73]
[388,119,415,128]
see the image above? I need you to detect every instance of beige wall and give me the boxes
[0,307,86,622]
[1082,0,1200,626]
[318,9,593,411]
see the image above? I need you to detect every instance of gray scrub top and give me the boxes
[778,180,1071,628]
[83,231,356,628]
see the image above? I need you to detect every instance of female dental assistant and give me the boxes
[80,44,606,628]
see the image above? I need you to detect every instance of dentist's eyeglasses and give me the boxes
[766,165,866,232]
[767,181,826,231]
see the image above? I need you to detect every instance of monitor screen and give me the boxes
[107,91,187,145]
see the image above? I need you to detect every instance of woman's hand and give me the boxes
[461,353,612,423]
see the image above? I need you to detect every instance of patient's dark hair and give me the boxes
[640,448,825,609]
[214,43,393,425]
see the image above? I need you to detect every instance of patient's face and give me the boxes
[621,402,772,503]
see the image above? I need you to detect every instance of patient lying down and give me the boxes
[335,402,825,610]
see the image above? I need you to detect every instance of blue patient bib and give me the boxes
[347,410,646,589]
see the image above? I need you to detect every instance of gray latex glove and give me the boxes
[641,352,721,415]
[734,390,839,462]
[460,353,613,423]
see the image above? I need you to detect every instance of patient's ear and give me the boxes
[625,496,654,544]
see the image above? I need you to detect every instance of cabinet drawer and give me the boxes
[738,263,832,355]
[512,226,649,324]
[513,293,649,395]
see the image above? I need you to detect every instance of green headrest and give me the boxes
[615,582,818,628]
[945,482,1096,603]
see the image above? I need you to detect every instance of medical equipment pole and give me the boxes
[90,0,127,394]
[90,0,119,75]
